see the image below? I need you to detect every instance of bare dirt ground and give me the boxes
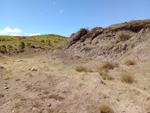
[0,52,150,113]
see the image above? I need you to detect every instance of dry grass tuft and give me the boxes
[99,104,114,113]
[75,65,93,72]
[116,32,132,43]
[25,72,32,77]
[0,94,4,98]
[98,68,114,80]
[101,62,115,70]
[120,72,134,83]
[125,59,136,66]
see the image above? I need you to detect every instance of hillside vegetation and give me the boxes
[0,34,67,54]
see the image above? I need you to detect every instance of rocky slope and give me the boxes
[63,19,150,62]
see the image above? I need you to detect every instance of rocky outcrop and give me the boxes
[63,28,88,49]
[63,19,150,62]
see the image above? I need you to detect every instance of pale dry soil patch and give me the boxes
[0,52,150,113]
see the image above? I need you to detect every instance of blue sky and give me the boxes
[0,0,150,37]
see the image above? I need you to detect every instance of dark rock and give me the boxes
[63,28,88,49]
[30,45,36,48]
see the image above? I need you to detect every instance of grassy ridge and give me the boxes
[0,34,68,51]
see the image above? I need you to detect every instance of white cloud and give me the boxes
[0,30,7,35]
[59,10,64,14]
[0,27,22,35]
[11,34,20,36]
[29,33,41,36]
[24,33,28,35]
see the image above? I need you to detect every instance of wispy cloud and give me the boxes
[29,33,41,36]
[59,10,64,14]
[24,33,28,35]
[0,27,22,35]
[53,1,56,5]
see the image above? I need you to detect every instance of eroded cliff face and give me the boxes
[63,19,150,62]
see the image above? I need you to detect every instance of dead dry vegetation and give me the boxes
[0,20,150,113]
[0,51,150,113]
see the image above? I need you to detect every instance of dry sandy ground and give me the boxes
[0,52,150,113]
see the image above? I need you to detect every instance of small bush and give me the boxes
[18,42,25,49]
[120,72,134,83]
[101,62,116,70]
[116,32,132,43]
[99,104,114,113]
[107,75,114,80]
[75,66,92,72]
[53,39,58,43]
[6,45,13,51]
[41,40,45,43]
[51,45,62,50]
[0,45,6,49]
[99,69,113,80]
[125,60,136,66]
[26,43,31,47]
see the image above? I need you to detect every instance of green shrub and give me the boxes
[125,60,136,66]
[51,45,62,50]
[53,39,58,43]
[0,45,6,49]
[18,42,25,49]
[99,104,114,113]
[26,43,31,47]
[46,40,52,46]
[6,45,13,51]
[0,45,7,53]
[120,72,134,83]
[41,40,45,43]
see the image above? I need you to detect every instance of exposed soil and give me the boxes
[0,52,150,113]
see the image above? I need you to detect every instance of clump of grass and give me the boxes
[75,65,93,72]
[6,45,13,51]
[101,62,117,70]
[18,42,25,49]
[106,75,114,80]
[25,72,32,77]
[51,45,62,50]
[98,62,117,80]
[125,59,136,66]
[99,104,114,113]
[120,72,134,83]
[0,94,4,98]
[99,69,113,80]
[41,40,45,43]
[116,32,132,43]
[26,42,31,47]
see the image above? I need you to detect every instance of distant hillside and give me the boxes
[63,19,150,62]
[0,34,68,54]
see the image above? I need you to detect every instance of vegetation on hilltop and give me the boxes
[0,34,68,54]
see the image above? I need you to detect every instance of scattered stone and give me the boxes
[47,103,51,107]
[30,67,38,71]
[4,86,9,89]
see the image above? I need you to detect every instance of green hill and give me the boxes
[0,34,68,54]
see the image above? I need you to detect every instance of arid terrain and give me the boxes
[0,20,150,113]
